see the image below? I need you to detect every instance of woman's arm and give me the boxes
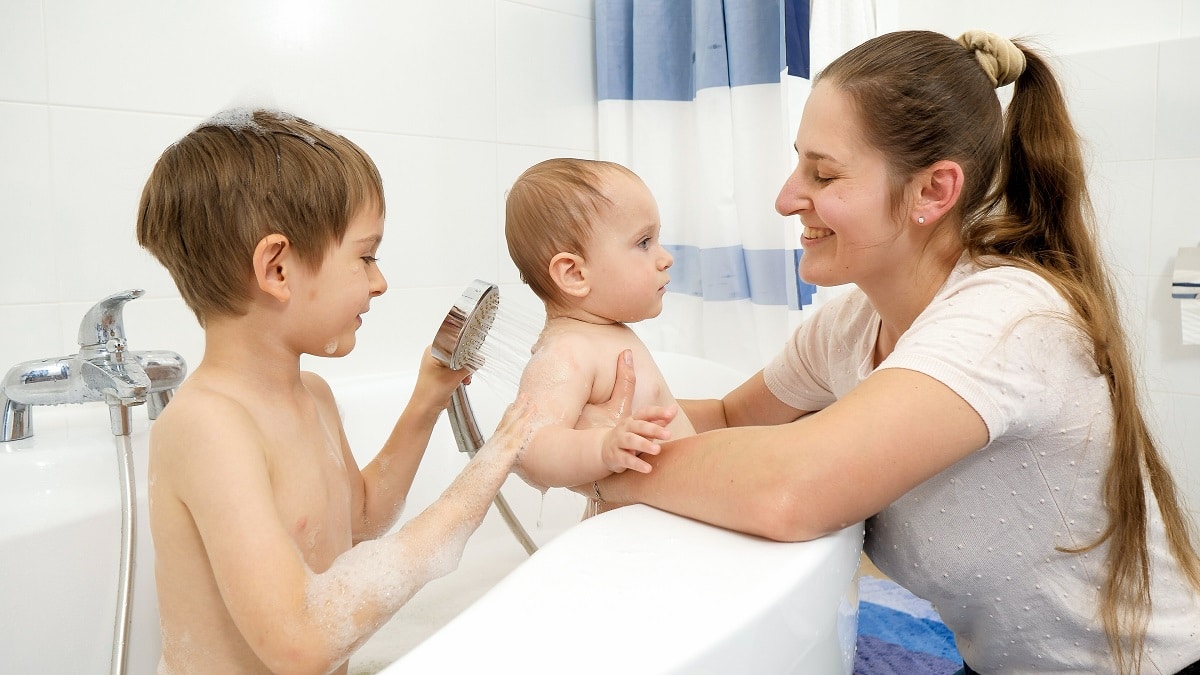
[593,358,988,542]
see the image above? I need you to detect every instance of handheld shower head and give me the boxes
[433,280,539,556]
[432,279,499,372]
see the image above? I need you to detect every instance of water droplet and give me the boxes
[324,339,338,354]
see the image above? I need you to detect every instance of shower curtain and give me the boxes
[596,0,874,372]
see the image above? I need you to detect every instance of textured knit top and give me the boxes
[763,254,1200,673]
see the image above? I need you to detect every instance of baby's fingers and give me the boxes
[612,449,654,474]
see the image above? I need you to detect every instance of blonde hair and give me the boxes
[504,158,639,308]
[821,31,1200,673]
[136,108,384,325]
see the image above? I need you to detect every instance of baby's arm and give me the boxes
[518,344,674,489]
[161,390,533,674]
[336,347,471,542]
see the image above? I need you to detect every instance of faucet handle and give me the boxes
[78,289,145,350]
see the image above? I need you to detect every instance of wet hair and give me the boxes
[136,108,384,326]
[504,158,640,309]
[820,30,1200,673]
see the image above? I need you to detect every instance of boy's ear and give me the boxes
[252,234,293,303]
[912,159,964,226]
[548,252,589,299]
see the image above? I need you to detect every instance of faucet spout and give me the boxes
[0,288,188,441]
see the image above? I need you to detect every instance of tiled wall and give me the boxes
[0,0,595,386]
[892,0,1200,514]
[2,2,1197,514]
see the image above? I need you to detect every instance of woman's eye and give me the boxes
[813,173,834,184]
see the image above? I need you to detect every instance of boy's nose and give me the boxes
[371,265,388,297]
[659,248,673,270]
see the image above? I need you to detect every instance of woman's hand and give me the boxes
[578,349,637,429]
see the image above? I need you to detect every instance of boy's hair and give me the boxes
[504,158,639,308]
[137,108,384,326]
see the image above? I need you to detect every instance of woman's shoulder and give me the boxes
[943,255,1070,312]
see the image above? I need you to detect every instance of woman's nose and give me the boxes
[775,170,810,217]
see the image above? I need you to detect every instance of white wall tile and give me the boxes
[354,131,500,289]
[1147,392,1200,519]
[0,1,48,101]
[1059,44,1158,163]
[43,1,498,141]
[0,304,65,369]
[505,0,593,19]
[48,107,191,304]
[1184,1,1200,38]
[1155,37,1200,160]
[1149,158,1200,273]
[895,0,1184,55]
[497,3,597,149]
[1089,161,1155,276]
[0,103,57,305]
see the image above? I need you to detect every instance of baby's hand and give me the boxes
[600,404,677,473]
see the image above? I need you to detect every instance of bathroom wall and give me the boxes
[888,0,1200,515]
[0,0,595,387]
[2,1,1197,515]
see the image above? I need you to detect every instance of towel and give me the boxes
[855,576,963,675]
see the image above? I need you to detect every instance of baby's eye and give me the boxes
[638,237,651,250]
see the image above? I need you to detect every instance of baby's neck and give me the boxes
[544,307,621,327]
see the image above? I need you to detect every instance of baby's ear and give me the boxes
[548,252,589,299]
[253,234,293,303]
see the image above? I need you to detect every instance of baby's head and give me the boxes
[137,108,384,326]
[505,158,647,311]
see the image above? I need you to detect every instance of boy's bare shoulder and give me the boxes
[149,376,266,464]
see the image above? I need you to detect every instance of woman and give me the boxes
[589,30,1200,674]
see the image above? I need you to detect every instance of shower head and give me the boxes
[432,279,500,372]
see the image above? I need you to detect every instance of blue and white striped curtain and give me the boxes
[596,0,874,373]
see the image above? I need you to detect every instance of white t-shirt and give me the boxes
[763,255,1200,673]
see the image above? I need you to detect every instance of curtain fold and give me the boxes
[597,0,875,372]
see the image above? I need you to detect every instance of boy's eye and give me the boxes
[638,237,651,249]
[362,256,379,265]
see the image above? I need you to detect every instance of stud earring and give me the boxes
[917,216,926,224]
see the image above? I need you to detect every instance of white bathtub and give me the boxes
[0,351,863,674]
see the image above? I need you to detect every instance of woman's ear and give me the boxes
[913,160,964,226]
[548,252,589,299]
[252,234,293,303]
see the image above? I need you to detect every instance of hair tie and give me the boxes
[956,30,1026,87]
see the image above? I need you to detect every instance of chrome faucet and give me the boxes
[0,289,187,441]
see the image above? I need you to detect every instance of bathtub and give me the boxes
[0,351,863,674]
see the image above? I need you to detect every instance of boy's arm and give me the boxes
[160,389,533,674]
[321,348,470,543]
[517,345,671,489]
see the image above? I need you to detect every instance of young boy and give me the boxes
[136,108,533,674]
[504,158,691,492]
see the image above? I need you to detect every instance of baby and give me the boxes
[137,108,533,674]
[504,158,693,492]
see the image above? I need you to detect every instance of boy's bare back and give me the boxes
[151,370,357,673]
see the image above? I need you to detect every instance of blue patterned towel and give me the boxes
[854,576,963,675]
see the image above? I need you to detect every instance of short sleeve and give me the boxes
[877,266,1099,443]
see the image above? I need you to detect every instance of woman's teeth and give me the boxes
[803,226,833,239]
